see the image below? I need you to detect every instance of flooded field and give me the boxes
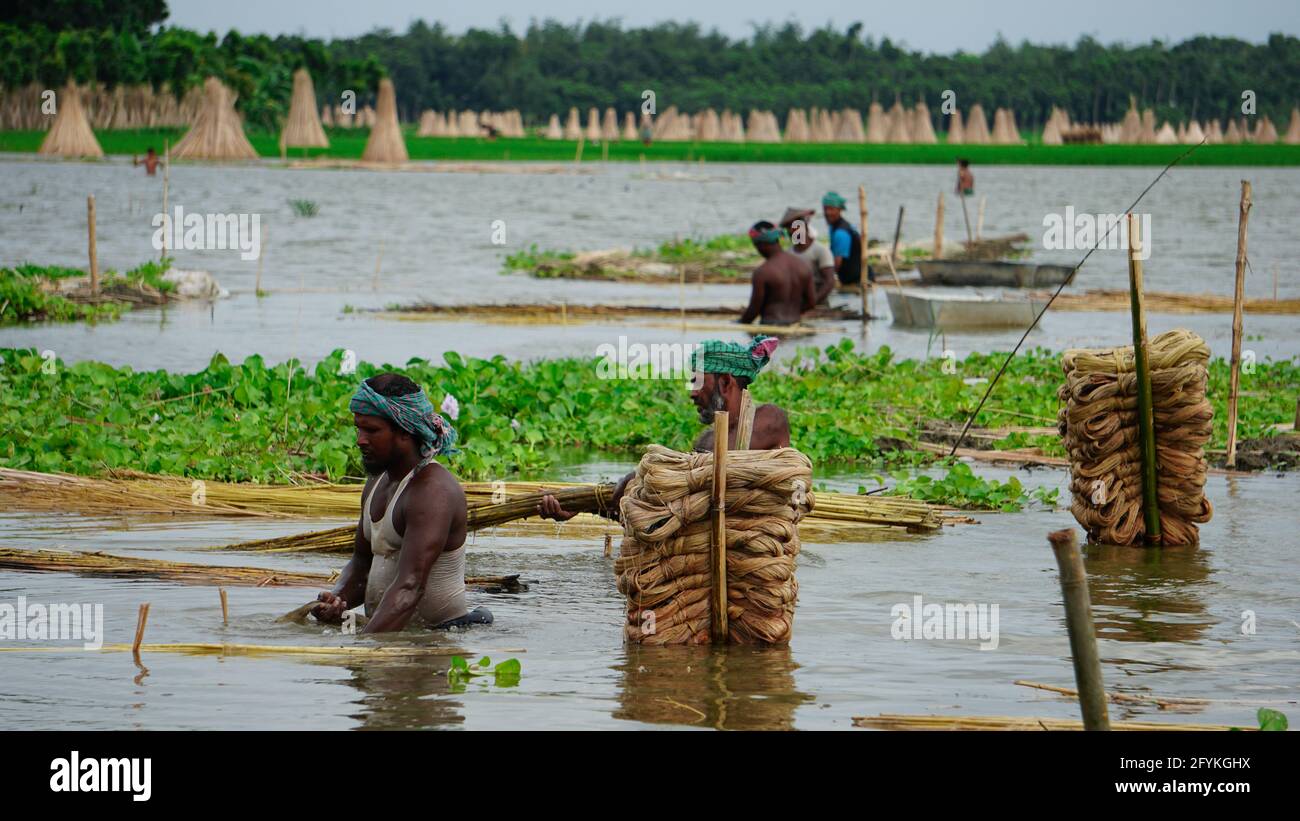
[1,156,1298,730]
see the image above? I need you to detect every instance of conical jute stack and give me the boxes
[1119,101,1143,144]
[748,110,782,142]
[885,99,911,142]
[865,101,887,142]
[1058,329,1213,547]
[910,102,936,144]
[1184,120,1206,144]
[1284,108,1300,144]
[616,445,813,645]
[834,108,865,142]
[784,108,810,142]
[622,111,638,141]
[360,78,408,163]
[1154,121,1177,144]
[564,107,582,140]
[38,82,104,158]
[964,104,990,144]
[1253,115,1278,144]
[281,68,329,148]
[545,113,563,139]
[946,107,965,144]
[172,77,258,161]
[585,107,602,142]
[602,107,620,141]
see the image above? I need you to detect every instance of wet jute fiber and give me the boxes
[615,445,813,645]
[1058,329,1213,546]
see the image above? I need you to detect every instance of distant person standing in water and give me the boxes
[956,158,974,196]
[133,146,159,176]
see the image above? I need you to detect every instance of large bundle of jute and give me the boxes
[38,83,103,158]
[281,68,329,148]
[171,77,258,160]
[964,104,991,144]
[361,78,408,163]
[615,445,813,645]
[1058,329,1214,546]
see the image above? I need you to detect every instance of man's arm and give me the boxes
[313,479,375,623]
[830,228,852,272]
[364,478,457,633]
[801,266,817,312]
[815,265,837,303]
[750,404,791,449]
[739,268,767,324]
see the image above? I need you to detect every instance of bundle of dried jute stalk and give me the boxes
[615,445,813,645]
[1058,329,1213,545]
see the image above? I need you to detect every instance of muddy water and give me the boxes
[2,156,1298,369]
[1,464,1297,730]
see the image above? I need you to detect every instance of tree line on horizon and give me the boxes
[2,1,1298,133]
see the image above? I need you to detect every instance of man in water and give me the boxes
[956,158,974,196]
[739,220,816,326]
[779,207,837,305]
[821,191,864,286]
[537,336,789,522]
[313,373,491,632]
[133,146,159,176]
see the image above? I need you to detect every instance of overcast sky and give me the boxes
[165,0,1298,53]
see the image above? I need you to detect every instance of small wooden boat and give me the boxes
[885,288,1046,329]
[916,260,1074,288]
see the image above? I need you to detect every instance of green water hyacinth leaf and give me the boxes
[1258,708,1287,731]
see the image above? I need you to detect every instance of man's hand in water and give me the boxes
[536,494,578,521]
[312,591,348,623]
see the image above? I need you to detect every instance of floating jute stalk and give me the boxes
[1126,213,1161,544]
[710,411,729,643]
[1226,181,1252,468]
[1047,528,1110,730]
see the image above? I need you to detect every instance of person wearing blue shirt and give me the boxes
[821,191,863,285]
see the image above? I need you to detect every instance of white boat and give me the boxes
[885,288,1046,329]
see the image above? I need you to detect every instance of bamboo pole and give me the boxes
[976,195,986,240]
[255,223,265,296]
[959,191,973,245]
[1047,528,1110,731]
[161,139,169,261]
[219,587,228,625]
[575,134,584,164]
[858,185,869,321]
[710,410,729,643]
[1226,181,1252,468]
[933,192,945,260]
[86,195,98,296]
[132,602,151,665]
[889,205,904,266]
[1127,213,1161,544]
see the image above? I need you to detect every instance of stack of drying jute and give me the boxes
[615,445,813,645]
[1058,329,1214,545]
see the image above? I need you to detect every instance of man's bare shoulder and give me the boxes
[408,462,467,506]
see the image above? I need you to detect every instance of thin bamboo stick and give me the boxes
[1047,528,1110,731]
[858,185,869,321]
[219,587,228,625]
[889,205,904,266]
[960,191,973,245]
[132,603,150,665]
[87,195,98,295]
[933,192,944,260]
[710,410,729,643]
[255,223,265,295]
[1126,213,1161,544]
[161,139,169,261]
[1226,181,1252,468]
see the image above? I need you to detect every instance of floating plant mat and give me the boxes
[1037,289,1300,315]
[0,547,527,593]
[852,714,1249,731]
[0,473,947,537]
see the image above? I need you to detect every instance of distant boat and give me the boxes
[916,260,1075,288]
[885,288,1046,329]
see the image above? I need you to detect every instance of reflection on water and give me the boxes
[1084,544,1213,644]
[337,659,466,730]
[613,644,813,730]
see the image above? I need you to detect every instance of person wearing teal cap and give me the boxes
[739,219,816,326]
[312,372,494,633]
[822,191,864,286]
[537,335,792,524]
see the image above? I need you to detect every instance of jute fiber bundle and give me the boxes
[171,77,258,161]
[38,83,103,158]
[1058,329,1214,546]
[361,78,408,163]
[615,445,813,646]
[282,68,329,148]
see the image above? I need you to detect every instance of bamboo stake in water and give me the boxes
[889,205,904,267]
[1126,213,1161,544]
[132,602,151,665]
[710,410,729,644]
[87,195,98,296]
[1047,528,1110,731]
[161,139,169,261]
[1226,181,1252,468]
[959,191,973,245]
[976,195,986,240]
[933,192,945,260]
[219,587,228,625]
[858,186,869,321]
[575,135,584,164]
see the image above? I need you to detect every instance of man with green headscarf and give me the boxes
[740,220,817,326]
[312,372,493,633]
[537,336,790,523]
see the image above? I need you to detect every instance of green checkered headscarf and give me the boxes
[691,335,780,381]
[349,380,459,462]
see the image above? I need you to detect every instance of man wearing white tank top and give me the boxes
[313,373,491,632]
